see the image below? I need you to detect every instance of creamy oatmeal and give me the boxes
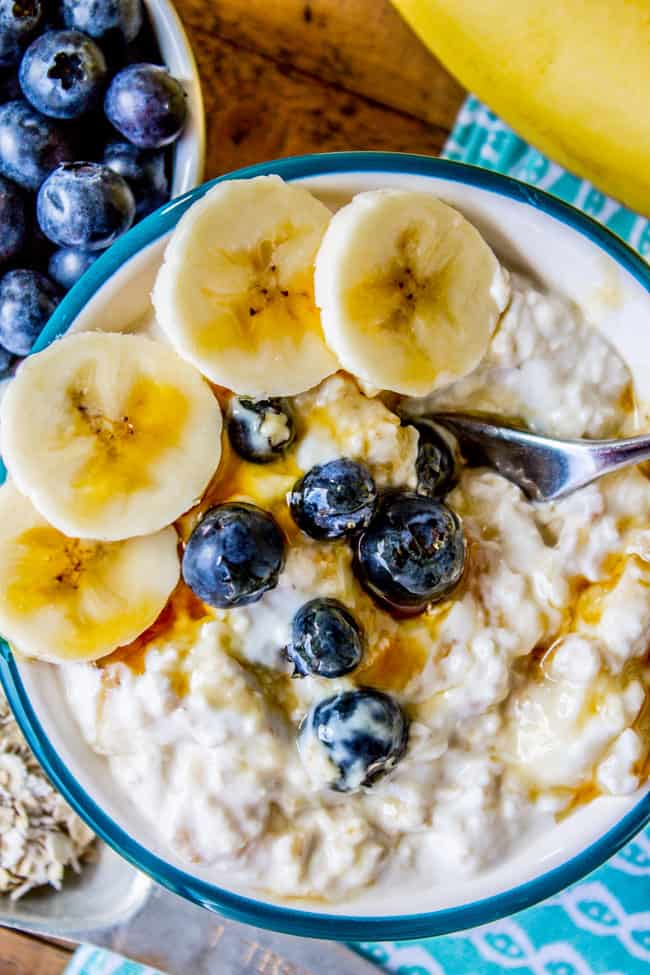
[60,276,650,901]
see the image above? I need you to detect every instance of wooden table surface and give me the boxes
[0,2,462,971]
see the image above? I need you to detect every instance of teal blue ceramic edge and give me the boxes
[2,152,650,941]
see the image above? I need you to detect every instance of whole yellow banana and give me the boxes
[393,0,650,216]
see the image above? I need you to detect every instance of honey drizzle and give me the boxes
[105,388,303,690]
[632,655,650,781]
[100,581,209,679]
[94,378,650,814]
[519,552,650,812]
[618,381,636,418]
[176,416,302,544]
[356,633,427,692]
[555,651,650,818]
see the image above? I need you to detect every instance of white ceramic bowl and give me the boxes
[1,153,649,941]
[144,0,205,195]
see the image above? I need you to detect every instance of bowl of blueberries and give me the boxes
[0,0,204,379]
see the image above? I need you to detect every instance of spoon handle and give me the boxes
[431,413,650,502]
[590,435,650,472]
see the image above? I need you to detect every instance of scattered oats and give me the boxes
[0,685,96,900]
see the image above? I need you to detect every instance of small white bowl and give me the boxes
[144,0,205,196]
[2,154,650,941]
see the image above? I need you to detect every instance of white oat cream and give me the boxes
[62,274,649,901]
[1,179,648,904]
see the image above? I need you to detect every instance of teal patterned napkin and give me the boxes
[355,97,650,975]
[66,99,650,975]
[443,96,650,259]
[65,945,165,975]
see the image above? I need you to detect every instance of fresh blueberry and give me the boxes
[104,63,187,149]
[299,689,409,792]
[412,420,456,498]
[289,459,377,540]
[0,99,74,190]
[0,0,42,68]
[27,220,56,270]
[287,598,364,679]
[40,6,64,31]
[103,139,167,218]
[0,69,21,101]
[19,30,107,120]
[228,397,294,465]
[0,174,25,262]
[37,162,134,249]
[356,493,465,613]
[0,342,15,377]
[62,0,142,44]
[124,30,161,66]
[182,502,285,609]
[83,106,115,157]
[48,246,96,289]
[0,268,60,354]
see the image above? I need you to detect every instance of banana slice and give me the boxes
[0,332,222,541]
[0,482,180,663]
[314,189,510,396]
[152,175,338,397]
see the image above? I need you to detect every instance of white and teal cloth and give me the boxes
[65,946,165,975]
[443,96,650,259]
[66,99,650,975]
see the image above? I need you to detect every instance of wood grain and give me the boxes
[175,0,464,127]
[173,0,464,178]
[0,929,70,975]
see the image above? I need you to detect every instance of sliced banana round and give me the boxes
[0,332,222,541]
[0,482,180,663]
[152,175,339,397]
[314,189,510,396]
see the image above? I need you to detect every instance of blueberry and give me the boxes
[289,459,377,540]
[182,502,285,609]
[412,420,456,498]
[228,397,294,465]
[62,0,142,45]
[0,100,74,190]
[124,31,161,66]
[37,162,134,249]
[27,220,55,270]
[0,174,25,262]
[48,246,96,290]
[19,30,106,120]
[287,598,363,678]
[103,139,167,218]
[0,342,15,377]
[0,70,21,101]
[40,7,64,31]
[299,689,408,792]
[0,0,42,68]
[0,268,60,354]
[356,493,465,613]
[83,106,115,157]
[104,63,187,149]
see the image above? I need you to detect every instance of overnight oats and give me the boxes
[0,175,648,902]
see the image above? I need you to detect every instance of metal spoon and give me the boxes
[430,412,650,502]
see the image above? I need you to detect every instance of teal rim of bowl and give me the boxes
[1,152,649,941]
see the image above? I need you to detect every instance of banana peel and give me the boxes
[392,0,650,217]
